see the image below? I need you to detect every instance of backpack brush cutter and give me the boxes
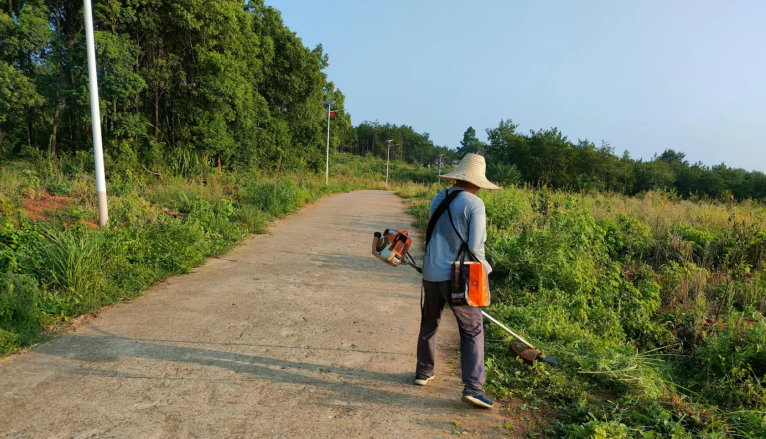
[372,229,559,366]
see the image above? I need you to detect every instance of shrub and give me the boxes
[601,214,655,262]
[236,205,271,234]
[565,419,631,439]
[37,229,108,314]
[0,272,45,352]
[698,315,766,379]
[239,179,310,217]
[187,199,246,255]
[0,215,48,274]
[127,219,206,274]
[45,174,74,196]
[0,328,20,357]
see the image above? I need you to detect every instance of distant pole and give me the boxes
[325,103,331,185]
[323,100,335,185]
[83,0,108,227]
[385,139,393,187]
[438,154,444,176]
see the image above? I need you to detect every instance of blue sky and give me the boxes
[266,0,765,171]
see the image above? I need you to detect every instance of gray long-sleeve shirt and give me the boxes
[422,187,492,282]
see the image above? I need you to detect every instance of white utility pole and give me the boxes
[323,100,335,185]
[83,0,108,227]
[438,154,444,176]
[385,139,393,187]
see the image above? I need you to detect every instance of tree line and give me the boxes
[354,117,766,200]
[5,1,759,199]
[479,119,766,199]
[1,0,351,173]
[340,120,455,166]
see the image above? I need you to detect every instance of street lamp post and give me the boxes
[385,139,394,187]
[323,100,336,185]
[439,154,445,175]
[83,0,108,227]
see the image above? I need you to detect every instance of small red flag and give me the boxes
[329,111,336,117]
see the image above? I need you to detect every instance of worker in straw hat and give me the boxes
[415,153,501,409]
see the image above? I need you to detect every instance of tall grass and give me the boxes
[0,273,44,355]
[38,229,109,313]
[401,184,766,437]
[240,180,310,217]
[0,152,433,356]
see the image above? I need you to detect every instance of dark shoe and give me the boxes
[461,394,494,408]
[414,374,435,386]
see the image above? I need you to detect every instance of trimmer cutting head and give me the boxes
[510,339,560,366]
[510,339,541,363]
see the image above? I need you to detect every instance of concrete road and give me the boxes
[0,191,506,438]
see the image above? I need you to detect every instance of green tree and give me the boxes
[633,159,675,192]
[485,119,526,170]
[1,0,348,174]
[349,120,437,164]
[0,0,48,152]
[456,126,484,156]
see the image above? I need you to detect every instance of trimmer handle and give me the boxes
[372,232,382,255]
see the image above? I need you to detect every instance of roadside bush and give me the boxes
[0,273,45,354]
[37,229,109,314]
[239,179,310,217]
[148,176,227,213]
[236,205,271,234]
[565,419,631,439]
[0,215,49,274]
[0,328,19,357]
[127,219,207,274]
[188,199,247,255]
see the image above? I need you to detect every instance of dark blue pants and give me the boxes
[416,280,486,397]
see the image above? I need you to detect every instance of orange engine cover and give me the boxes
[372,229,413,267]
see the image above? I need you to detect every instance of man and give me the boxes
[416,153,501,409]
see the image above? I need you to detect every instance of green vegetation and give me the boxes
[342,120,455,165]
[482,120,766,200]
[0,0,444,357]
[349,120,766,201]
[400,183,766,437]
[0,153,431,356]
[1,0,351,172]
[1,0,439,355]
[4,1,764,435]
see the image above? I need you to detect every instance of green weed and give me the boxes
[37,229,109,314]
[404,183,766,437]
[0,152,431,357]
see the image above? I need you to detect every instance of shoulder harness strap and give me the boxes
[425,189,461,250]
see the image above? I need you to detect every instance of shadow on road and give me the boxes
[34,328,459,411]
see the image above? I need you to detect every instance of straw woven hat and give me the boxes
[439,153,502,190]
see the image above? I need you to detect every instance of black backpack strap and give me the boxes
[445,199,465,244]
[425,189,462,249]
[446,200,478,262]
